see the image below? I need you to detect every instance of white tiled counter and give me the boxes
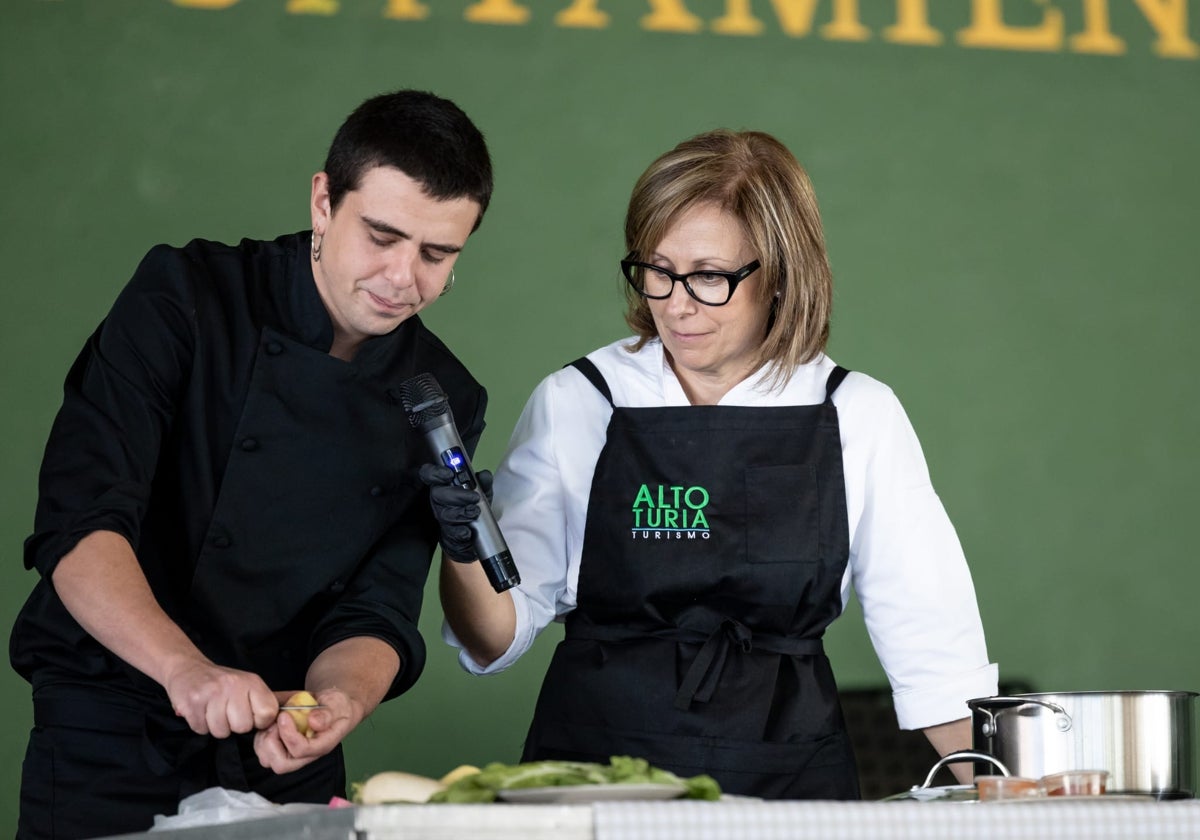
[107,798,1200,840]
[360,803,592,839]
[591,799,1200,839]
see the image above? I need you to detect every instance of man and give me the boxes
[11,89,493,838]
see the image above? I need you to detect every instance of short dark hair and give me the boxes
[322,90,493,230]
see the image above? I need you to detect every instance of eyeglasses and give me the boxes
[621,253,761,306]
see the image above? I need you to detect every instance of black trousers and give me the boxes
[17,692,345,840]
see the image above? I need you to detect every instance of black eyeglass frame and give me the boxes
[621,252,762,307]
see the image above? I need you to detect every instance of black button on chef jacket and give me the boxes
[10,231,487,711]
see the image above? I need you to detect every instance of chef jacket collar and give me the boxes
[651,338,791,406]
[284,231,415,373]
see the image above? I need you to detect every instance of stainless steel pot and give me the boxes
[968,690,1198,798]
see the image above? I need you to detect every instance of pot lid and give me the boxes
[882,784,978,803]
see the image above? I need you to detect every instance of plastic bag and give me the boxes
[150,786,325,830]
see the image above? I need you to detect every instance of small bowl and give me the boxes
[1040,770,1109,797]
[976,775,1042,801]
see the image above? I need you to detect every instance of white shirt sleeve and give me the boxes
[441,361,610,675]
[834,376,998,729]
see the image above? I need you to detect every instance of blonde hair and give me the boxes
[623,130,833,386]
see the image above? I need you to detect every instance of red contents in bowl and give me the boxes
[1040,770,1109,796]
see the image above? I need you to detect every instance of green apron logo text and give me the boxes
[631,484,711,539]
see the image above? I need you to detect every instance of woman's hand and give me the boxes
[419,463,493,562]
[922,718,976,784]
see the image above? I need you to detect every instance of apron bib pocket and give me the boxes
[744,464,819,564]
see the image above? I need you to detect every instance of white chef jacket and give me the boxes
[444,337,998,730]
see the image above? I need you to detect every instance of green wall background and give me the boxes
[2,0,1198,830]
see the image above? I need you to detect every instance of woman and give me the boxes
[428,129,997,799]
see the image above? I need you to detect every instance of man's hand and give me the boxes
[252,638,398,775]
[162,657,280,738]
[50,531,281,740]
[418,463,493,562]
[253,688,362,774]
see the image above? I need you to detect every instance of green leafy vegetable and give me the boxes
[428,756,721,803]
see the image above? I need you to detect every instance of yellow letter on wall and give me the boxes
[642,0,704,33]
[1068,0,1124,55]
[465,0,531,25]
[767,0,870,42]
[713,0,764,35]
[1132,0,1200,58]
[957,0,1064,52]
[287,0,338,14]
[883,0,942,46]
[384,0,430,20]
[556,0,608,28]
[171,0,240,8]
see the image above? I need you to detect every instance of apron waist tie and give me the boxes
[565,617,824,711]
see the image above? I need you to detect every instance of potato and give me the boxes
[283,690,319,738]
[439,764,481,786]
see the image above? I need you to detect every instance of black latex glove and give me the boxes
[418,463,494,563]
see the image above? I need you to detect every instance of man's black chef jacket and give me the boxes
[11,231,487,712]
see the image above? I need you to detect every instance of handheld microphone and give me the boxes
[398,373,520,593]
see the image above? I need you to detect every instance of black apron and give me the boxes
[522,358,859,800]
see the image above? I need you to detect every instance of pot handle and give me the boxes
[971,696,1073,736]
[920,750,1011,789]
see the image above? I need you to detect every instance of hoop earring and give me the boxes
[311,233,323,262]
[440,269,456,296]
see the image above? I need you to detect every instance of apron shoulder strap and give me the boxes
[566,357,614,406]
[823,365,851,405]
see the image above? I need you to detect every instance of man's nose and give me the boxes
[384,246,418,289]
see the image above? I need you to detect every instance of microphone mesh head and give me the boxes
[398,373,450,428]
